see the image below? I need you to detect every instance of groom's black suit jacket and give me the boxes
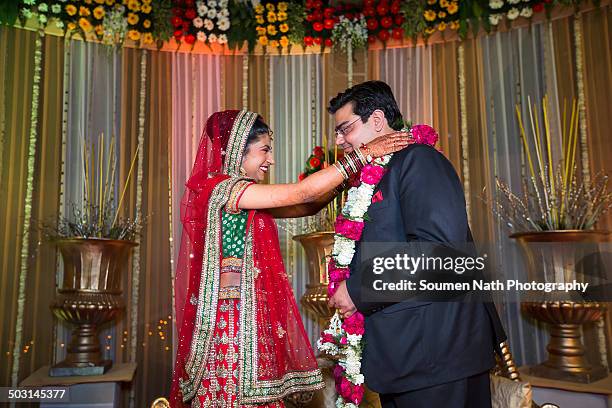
[346,144,506,394]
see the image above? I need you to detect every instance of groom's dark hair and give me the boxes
[327,81,403,131]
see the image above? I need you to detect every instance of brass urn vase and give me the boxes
[511,230,609,383]
[293,231,336,325]
[50,237,136,376]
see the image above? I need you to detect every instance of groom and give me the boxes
[327,81,506,408]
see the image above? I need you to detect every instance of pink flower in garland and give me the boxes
[328,258,350,282]
[350,384,365,404]
[410,124,439,146]
[361,163,386,185]
[321,333,335,344]
[334,215,365,241]
[341,312,365,335]
[338,377,365,404]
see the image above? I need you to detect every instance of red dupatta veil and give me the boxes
[170,110,323,407]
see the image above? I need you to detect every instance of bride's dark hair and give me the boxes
[244,115,271,153]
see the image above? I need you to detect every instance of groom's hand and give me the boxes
[328,281,357,318]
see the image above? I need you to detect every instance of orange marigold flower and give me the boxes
[79,17,93,32]
[424,10,436,21]
[128,30,141,41]
[127,12,139,25]
[93,6,105,19]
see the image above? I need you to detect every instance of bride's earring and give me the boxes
[240,166,247,177]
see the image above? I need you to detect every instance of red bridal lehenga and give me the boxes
[169,110,324,408]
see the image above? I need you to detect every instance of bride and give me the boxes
[169,109,411,407]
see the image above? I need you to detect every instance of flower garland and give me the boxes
[171,0,230,45]
[254,1,291,50]
[423,0,460,36]
[486,0,552,27]
[12,29,43,388]
[18,0,65,30]
[318,124,439,407]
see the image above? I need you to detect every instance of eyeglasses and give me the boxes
[335,117,361,138]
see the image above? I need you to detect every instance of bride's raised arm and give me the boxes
[238,131,410,211]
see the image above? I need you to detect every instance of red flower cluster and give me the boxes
[298,145,326,180]
[304,0,336,47]
[171,0,197,44]
[303,1,362,48]
[363,0,404,44]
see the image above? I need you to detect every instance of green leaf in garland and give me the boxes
[0,0,19,26]
[152,0,173,46]
[458,18,469,39]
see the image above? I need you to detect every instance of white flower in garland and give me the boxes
[489,13,502,25]
[489,0,504,9]
[197,31,208,42]
[207,8,217,19]
[21,8,33,19]
[204,18,214,30]
[194,17,204,28]
[37,3,48,12]
[331,16,368,53]
[507,7,520,20]
[218,34,228,44]
[333,236,356,266]
[507,0,521,4]
[217,17,230,31]
[218,8,229,18]
[51,4,61,13]
[197,3,209,16]
[208,33,218,43]
[520,7,533,17]
[23,0,35,5]
[208,0,217,7]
